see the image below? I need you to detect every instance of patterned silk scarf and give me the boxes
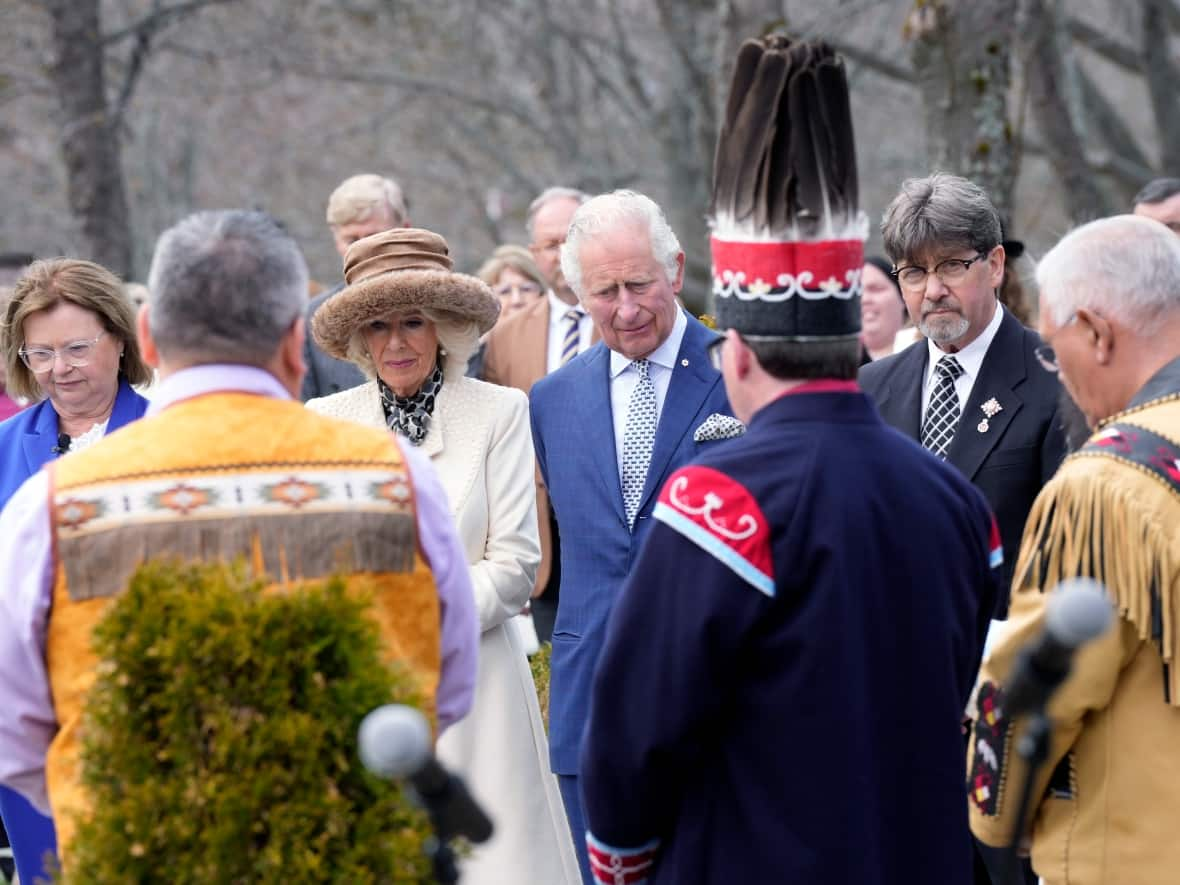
[379,364,444,446]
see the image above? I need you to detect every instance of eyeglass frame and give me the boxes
[891,249,993,291]
[1033,313,1080,374]
[19,330,109,374]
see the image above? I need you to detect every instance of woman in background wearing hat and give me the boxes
[860,255,911,360]
[307,228,579,884]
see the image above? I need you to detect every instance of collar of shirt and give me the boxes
[147,364,291,416]
[609,308,688,379]
[924,300,1004,389]
[547,289,585,328]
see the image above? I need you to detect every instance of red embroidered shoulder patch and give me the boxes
[653,465,775,596]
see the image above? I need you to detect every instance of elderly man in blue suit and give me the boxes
[530,189,735,883]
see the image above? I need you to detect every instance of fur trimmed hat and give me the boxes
[312,228,500,360]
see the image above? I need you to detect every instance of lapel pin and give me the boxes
[681,358,689,367]
[977,398,1003,433]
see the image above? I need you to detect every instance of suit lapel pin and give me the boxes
[977,397,1002,433]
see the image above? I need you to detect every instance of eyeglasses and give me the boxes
[1033,313,1079,374]
[19,331,108,373]
[892,252,989,291]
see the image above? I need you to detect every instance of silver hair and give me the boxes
[345,308,480,384]
[525,186,589,241]
[327,174,409,228]
[559,189,682,300]
[1036,214,1180,336]
[880,172,1002,264]
[147,210,308,365]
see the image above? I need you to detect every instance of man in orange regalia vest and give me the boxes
[0,209,479,872]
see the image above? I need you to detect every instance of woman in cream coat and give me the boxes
[307,228,578,884]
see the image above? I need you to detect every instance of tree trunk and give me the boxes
[44,0,133,278]
[1141,0,1180,170]
[906,0,1020,223]
[1018,0,1112,222]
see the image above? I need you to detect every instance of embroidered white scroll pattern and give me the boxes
[666,475,758,541]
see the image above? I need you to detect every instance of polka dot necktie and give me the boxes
[621,359,658,528]
[921,354,965,459]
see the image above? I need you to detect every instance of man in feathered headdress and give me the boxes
[968,214,1180,885]
[578,36,1003,884]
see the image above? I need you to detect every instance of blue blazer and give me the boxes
[530,315,732,774]
[0,378,150,505]
[0,377,147,885]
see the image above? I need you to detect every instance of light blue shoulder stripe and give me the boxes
[653,502,775,597]
[990,546,1003,569]
[586,831,661,856]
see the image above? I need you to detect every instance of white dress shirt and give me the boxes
[920,301,1004,424]
[609,308,689,481]
[545,289,594,374]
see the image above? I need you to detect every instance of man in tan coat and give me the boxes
[967,214,1180,884]
[483,186,593,642]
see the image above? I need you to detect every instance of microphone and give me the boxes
[358,705,493,844]
[1002,578,1113,718]
[52,433,72,455]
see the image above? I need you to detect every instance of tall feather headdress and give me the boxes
[710,36,867,340]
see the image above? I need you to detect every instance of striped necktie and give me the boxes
[560,309,582,365]
[921,355,965,459]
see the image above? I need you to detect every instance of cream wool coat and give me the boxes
[308,377,579,885]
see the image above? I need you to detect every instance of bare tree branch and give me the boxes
[605,0,655,111]
[1019,0,1112,221]
[827,38,915,83]
[1066,17,1139,70]
[103,0,240,45]
[1073,66,1153,182]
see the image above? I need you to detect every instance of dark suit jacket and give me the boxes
[530,314,732,774]
[859,308,1066,605]
[301,284,366,402]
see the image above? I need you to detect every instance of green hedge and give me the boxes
[66,560,435,884]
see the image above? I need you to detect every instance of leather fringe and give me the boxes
[61,510,418,602]
[1014,462,1180,705]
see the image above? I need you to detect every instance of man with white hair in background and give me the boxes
[967,215,1180,885]
[302,173,411,400]
[482,186,595,645]
[529,189,733,882]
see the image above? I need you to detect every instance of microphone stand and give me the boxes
[423,834,460,885]
[1002,710,1052,885]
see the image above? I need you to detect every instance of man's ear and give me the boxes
[1076,307,1113,365]
[282,315,307,381]
[137,304,160,368]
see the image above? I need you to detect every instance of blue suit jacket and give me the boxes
[0,377,147,885]
[0,378,149,505]
[530,315,732,773]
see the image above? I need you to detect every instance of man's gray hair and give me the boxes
[526,186,589,241]
[559,189,681,300]
[1133,177,1180,208]
[880,172,1002,264]
[147,210,308,365]
[1036,214,1180,336]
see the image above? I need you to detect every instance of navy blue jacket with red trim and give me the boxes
[580,387,1001,885]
